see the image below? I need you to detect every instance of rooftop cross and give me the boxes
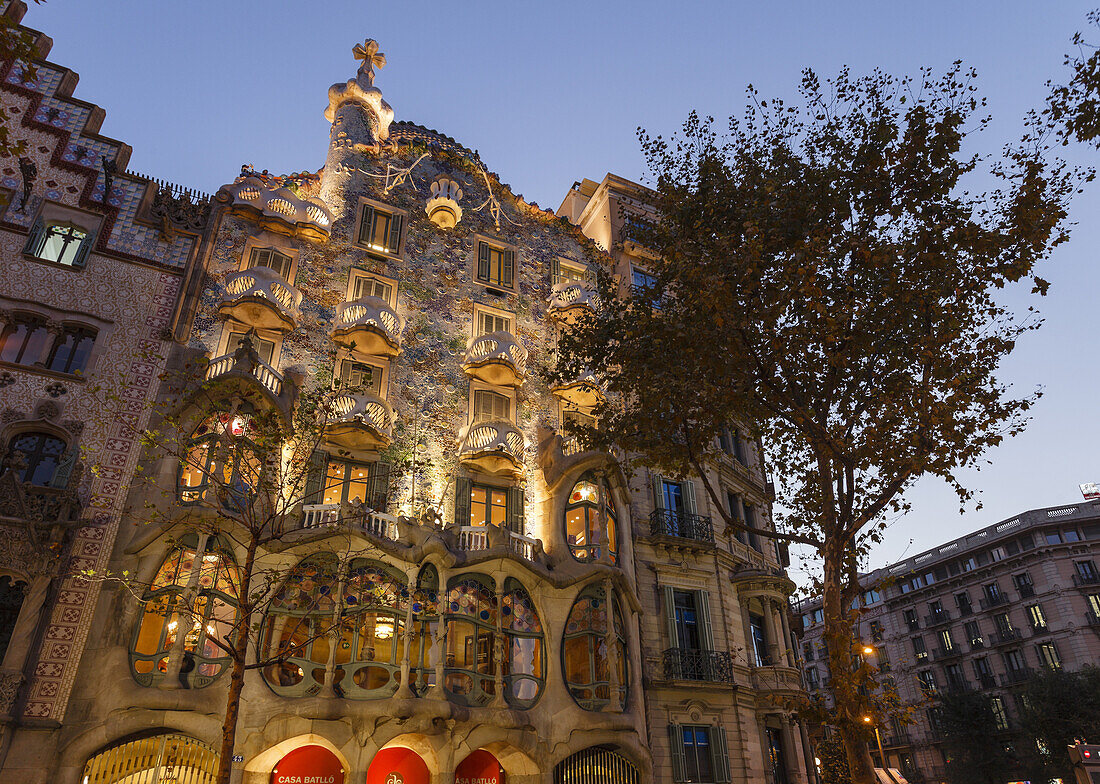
[352,39,386,87]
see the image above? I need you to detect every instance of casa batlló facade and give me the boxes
[0,6,812,783]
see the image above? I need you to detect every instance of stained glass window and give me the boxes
[564,472,618,564]
[562,583,628,711]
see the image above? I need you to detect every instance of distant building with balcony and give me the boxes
[794,499,1100,783]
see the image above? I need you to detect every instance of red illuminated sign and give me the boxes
[456,750,504,784]
[271,745,345,784]
[366,747,430,784]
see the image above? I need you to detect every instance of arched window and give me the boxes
[502,577,544,708]
[443,574,497,706]
[0,315,49,365]
[562,583,628,711]
[553,747,639,784]
[130,535,239,688]
[334,560,406,699]
[5,432,66,486]
[82,734,219,784]
[45,325,96,374]
[564,472,618,564]
[178,411,262,508]
[261,553,341,696]
[410,563,440,695]
[0,576,27,663]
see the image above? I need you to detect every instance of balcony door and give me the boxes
[673,590,701,651]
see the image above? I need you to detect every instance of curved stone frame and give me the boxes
[561,582,629,711]
[442,572,498,707]
[330,558,407,699]
[563,471,618,565]
[128,534,240,689]
[410,563,440,695]
[176,411,261,509]
[501,577,545,710]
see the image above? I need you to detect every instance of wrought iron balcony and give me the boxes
[661,648,734,683]
[205,336,284,398]
[978,673,997,688]
[932,645,962,661]
[323,391,394,450]
[0,475,82,525]
[331,296,404,357]
[1087,611,1100,628]
[219,266,302,331]
[1029,622,1051,637]
[547,280,601,324]
[924,610,952,627]
[979,593,1010,610]
[1073,572,1100,587]
[649,509,714,544]
[1017,584,1036,598]
[458,420,525,476]
[990,628,1022,645]
[462,331,528,387]
[999,667,1033,686]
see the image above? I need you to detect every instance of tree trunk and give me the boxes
[822,541,877,784]
[215,536,257,784]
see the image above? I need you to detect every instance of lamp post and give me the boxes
[863,716,887,772]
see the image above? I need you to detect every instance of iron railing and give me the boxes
[648,509,714,543]
[661,648,735,683]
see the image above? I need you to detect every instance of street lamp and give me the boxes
[862,645,874,656]
[862,716,886,772]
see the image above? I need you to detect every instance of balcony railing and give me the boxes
[3,481,82,524]
[1087,611,1100,628]
[331,296,404,357]
[456,525,542,561]
[999,667,1033,686]
[458,420,525,475]
[547,280,601,323]
[1029,622,1050,636]
[956,604,973,617]
[661,648,734,683]
[990,628,1022,645]
[932,645,962,661]
[300,504,398,541]
[1073,572,1100,587]
[978,673,997,688]
[219,266,302,331]
[206,338,283,397]
[979,593,1010,610]
[462,331,528,386]
[924,610,952,627]
[1017,584,1036,598]
[323,391,394,449]
[649,509,714,544]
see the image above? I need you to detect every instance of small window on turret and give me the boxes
[356,203,404,255]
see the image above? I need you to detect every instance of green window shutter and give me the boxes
[697,590,715,651]
[684,480,697,514]
[358,205,375,244]
[71,229,94,269]
[502,249,515,288]
[550,257,560,283]
[23,218,44,256]
[668,724,687,782]
[653,474,666,510]
[367,461,390,511]
[663,585,679,650]
[454,476,472,526]
[388,213,403,254]
[304,449,327,505]
[711,725,732,783]
[506,486,525,533]
[477,242,490,282]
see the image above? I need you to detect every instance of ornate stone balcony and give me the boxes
[456,525,542,561]
[550,371,603,408]
[205,338,284,399]
[217,176,333,241]
[749,664,804,694]
[323,391,394,450]
[462,331,527,387]
[300,504,398,540]
[547,280,600,324]
[218,266,302,332]
[331,297,403,358]
[458,420,524,475]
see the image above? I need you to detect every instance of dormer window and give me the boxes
[357,204,403,255]
[25,220,93,268]
[248,247,292,280]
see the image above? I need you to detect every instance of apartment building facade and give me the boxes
[796,500,1100,782]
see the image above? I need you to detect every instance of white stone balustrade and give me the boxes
[205,346,283,398]
[300,504,399,541]
[462,331,528,387]
[458,420,525,475]
[456,525,540,561]
[548,280,600,323]
[219,267,302,331]
[331,297,404,357]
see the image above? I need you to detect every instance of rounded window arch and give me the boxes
[5,431,67,486]
[335,559,406,698]
[130,535,240,688]
[443,573,497,706]
[562,582,629,711]
[502,577,545,708]
[564,472,618,564]
[178,410,262,508]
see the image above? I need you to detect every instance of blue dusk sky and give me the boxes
[27,0,1100,587]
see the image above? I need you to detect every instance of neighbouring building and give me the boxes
[795,499,1100,783]
[0,7,812,784]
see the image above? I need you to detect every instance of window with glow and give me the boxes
[443,574,498,707]
[177,412,262,508]
[5,432,66,486]
[0,315,49,365]
[502,578,544,708]
[323,459,388,510]
[357,205,403,254]
[338,360,383,394]
[472,389,510,423]
[564,472,618,564]
[248,247,292,280]
[476,241,514,289]
[351,273,393,303]
[130,536,239,688]
[410,564,440,695]
[33,222,88,266]
[470,485,507,527]
[562,583,628,711]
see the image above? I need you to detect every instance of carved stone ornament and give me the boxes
[0,372,13,389]
[44,382,66,398]
[325,38,395,140]
[150,186,211,241]
[0,408,26,425]
[34,399,60,421]
[426,178,463,228]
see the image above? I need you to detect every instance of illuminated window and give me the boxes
[130,536,239,688]
[453,478,523,533]
[224,329,275,365]
[25,220,91,267]
[338,360,383,395]
[476,241,515,289]
[321,458,389,511]
[472,389,510,423]
[357,204,403,255]
[564,472,618,564]
[471,485,507,527]
[443,574,498,706]
[177,412,262,508]
[5,431,66,486]
[351,273,393,303]
[503,578,544,708]
[477,310,511,336]
[247,247,292,280]
[562,583,628,711]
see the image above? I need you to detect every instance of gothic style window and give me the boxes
[248,247,292,280]
[564,473,618,564]
[562,583,628,711]
[5,432,66,485]
[443,574,498,706]
[476,240,515,289]
[25,220,92,267]
[130,536,239,688]
[503,578,544,708]
[0,315,49,365]
[46,325,95,374]
[357,204,403,255]
[177,412,262,507]
[0,576,27,662]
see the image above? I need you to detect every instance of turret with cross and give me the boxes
[353,39,386,87]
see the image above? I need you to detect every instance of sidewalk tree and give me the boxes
[553,65,1081,784]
